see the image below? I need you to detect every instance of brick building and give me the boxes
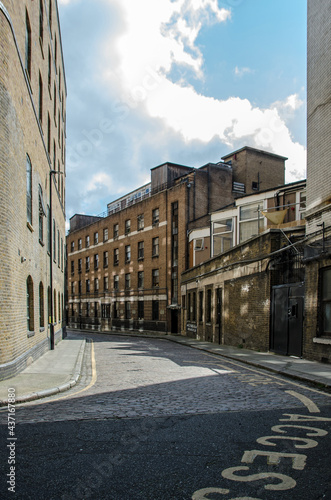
[182,180,306,353]
[303,0,331,363]
[67,147,286,335]
[0,1,67,379]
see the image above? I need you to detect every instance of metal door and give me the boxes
[271,283,304,357]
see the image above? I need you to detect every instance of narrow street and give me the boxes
[1,331,331,500]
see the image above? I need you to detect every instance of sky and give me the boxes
[58,0,307,221]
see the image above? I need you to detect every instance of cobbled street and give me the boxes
[1,331,331,499]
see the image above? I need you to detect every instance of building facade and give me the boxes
[0,0,67,379]
[304,0,331,363]
[182,181,306,353]
[67,147,286,335]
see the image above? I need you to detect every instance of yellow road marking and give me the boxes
[285,390,320,413]
[19,340,97,406]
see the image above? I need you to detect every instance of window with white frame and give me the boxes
[239,203,264,243]
[213,218,233,256]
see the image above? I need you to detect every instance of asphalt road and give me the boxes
[1,332,331,500]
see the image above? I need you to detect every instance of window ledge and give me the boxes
[27,330,35,338]
[39,239,45,247]
[313,337,331,345]
[40,327,45,333]
[27,221,34,232]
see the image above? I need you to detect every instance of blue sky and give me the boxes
[58,0,307,221]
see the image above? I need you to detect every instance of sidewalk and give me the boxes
[0,338,86,406]
[0,331,330,407]
[165,335,331,389]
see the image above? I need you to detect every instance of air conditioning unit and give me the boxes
[194,238,204,251]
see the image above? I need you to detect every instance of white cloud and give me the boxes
[60,0,306,218]
[234,66,253,78]
[101,0,306,182]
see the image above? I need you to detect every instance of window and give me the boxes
[39,185,45,242]
[53,140,56,169]
[86,302,90,317]
[78,238,82,250]
[26,155,32,224]
[71,282,75,295]
[104,276,109,291]
[239,203,264,243]
[39,0,44,43]
[113,302,119,319]
[39,282,44,328]
[125,273,131,290]
[103,228,108,242]
[94,254,99,270]
[54,34,57,67]
[61,238,63,271]
[78,280,82,295]
[94,232,98,245]
[86,235,90,248]
[321,268,331,336]
[152,208,159,225]
[138,271,144,289]
[47,205,51,252]
[53,219,56,262]
[152,301,159,321]
[71,241,74,252]
[192,292,197,322]
[54,82,57,120]
[78,258,82,273]
[138,301,144,320]
[102,304,111,319]
[114,248,119,266]
[138,241,144,260]
[152,237,159,257]
[137,214,144,230]
[94,278,99,293]
[199,291,203,322]
[125,245,131,263]
[27,276,34,332]
[94,302,98,318]
[213,219,233,256]
[125,219,131,235]
[187,293,191,321]
[25,10,32,79]
[71,261,74,275]
[57,230,60,267]
[86,279,90,293]
[125,301,131,319]
[49,0,52,29]
[38,73,43,124]
[48,47,51,87]
[103,251,108,268]
[53,290,57,323]
[152,269,159,288]
[113,223,119,238]
[206,289,212,323]
[47,114,51,155]
[85,256,90,272]
[114,275,119,291]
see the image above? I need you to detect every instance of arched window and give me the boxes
[58,291,61,323]
[39,282,44,328]
[26,155,32,224]
[27,276,34,332]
